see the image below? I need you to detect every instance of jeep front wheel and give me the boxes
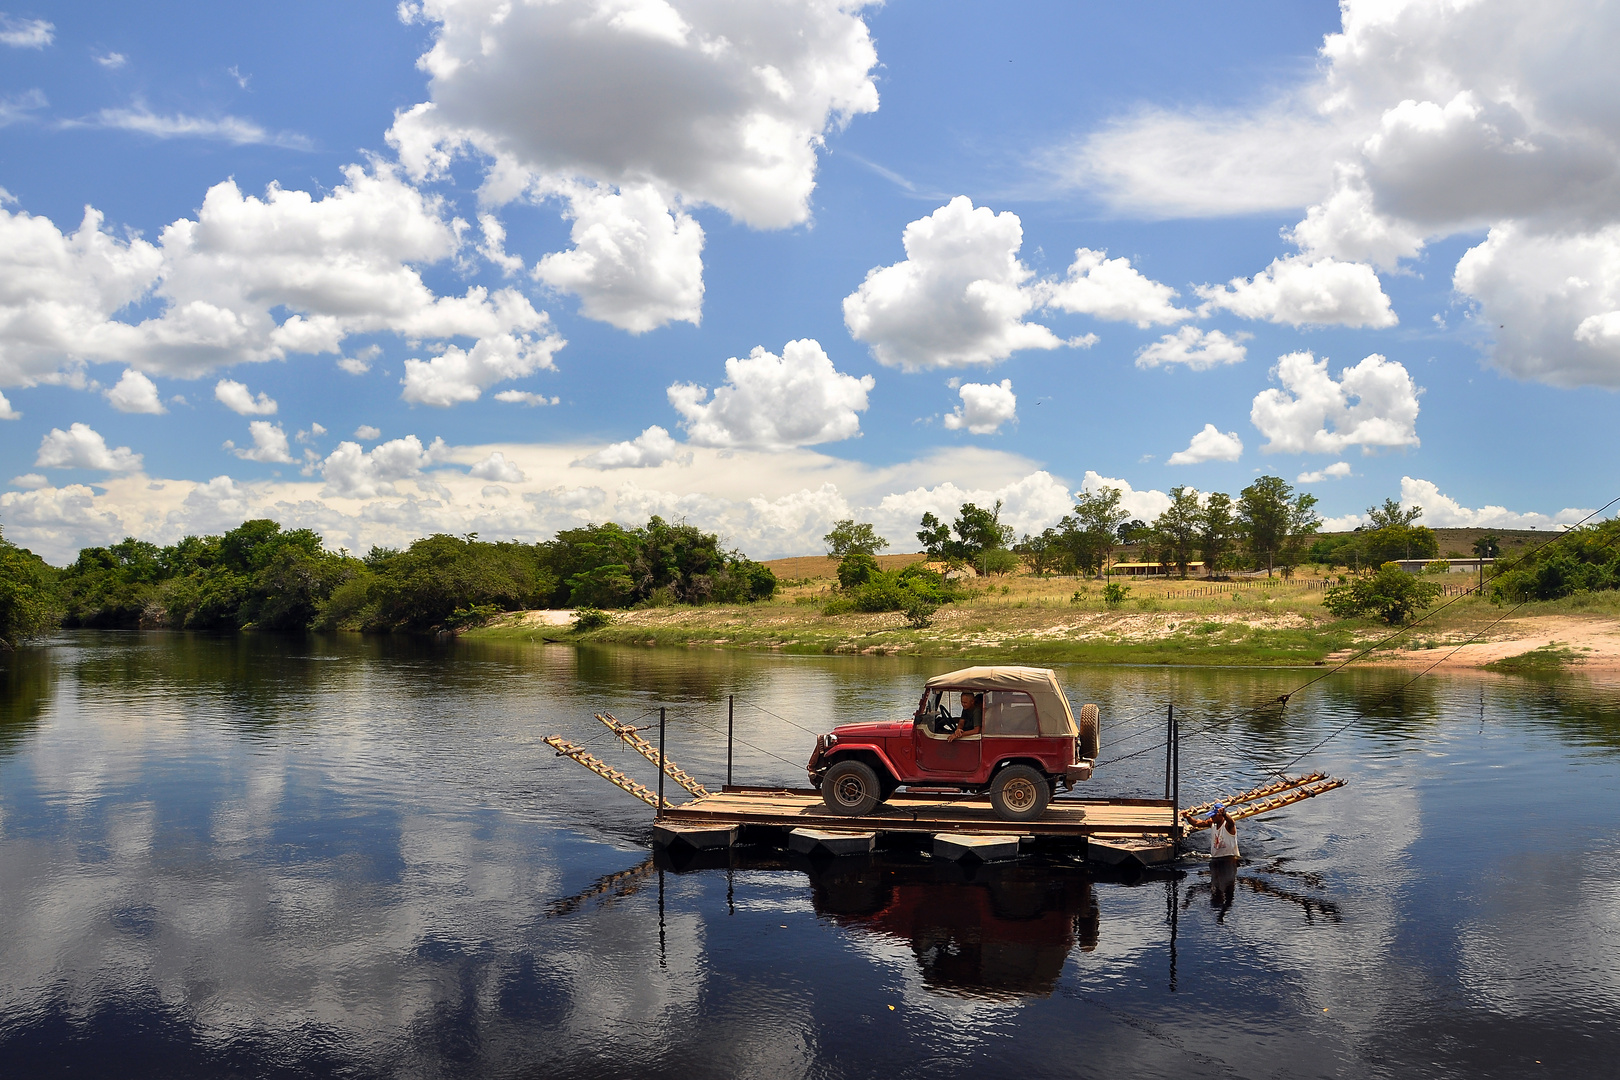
[989,764,1050,822]
[821,759,882,816]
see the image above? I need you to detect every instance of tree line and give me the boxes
[1011,475,1321,579]
[0,516,777,644]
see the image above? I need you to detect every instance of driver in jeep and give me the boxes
[947,691,982,743]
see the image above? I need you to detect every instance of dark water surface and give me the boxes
[2,632,1618,1079]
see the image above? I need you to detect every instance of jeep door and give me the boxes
[912,689,982,780]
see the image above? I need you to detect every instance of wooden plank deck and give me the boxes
[659,786,1177,838]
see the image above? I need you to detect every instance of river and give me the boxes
[2,631,1618,1078]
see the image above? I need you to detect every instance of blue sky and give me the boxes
[2,1,1616,562]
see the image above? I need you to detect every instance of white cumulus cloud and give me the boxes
[389,0,879,229]
[468,450,525,483]
[0,389,19,419]
[1400,477,1593,530]
[1063,0,1620,387]
[229,421,295,464]
[1298,462,1352,483]
[104,369,166,413]
[35,422,143,472]
[1046,248,1189,327]
[574,425,690,470]
[0,164,563,402]
[871,470,1076,545]
[214,378,277,415]
[668,339,873,450]
[1196,254,1396,328]
[1251,351,1421,455]
[1167,424,1244,465]
[943,379,1017,435]
[533,182,705,333]
[400,325,566,406]
[493,390,559,406]
[1135,326,1251,370]
[319,435,448,499]
[1078,470,1174,522]
[843,197,1068,370]
[1453,223,1620,387]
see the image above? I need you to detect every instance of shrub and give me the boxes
[1423,559,1452,575]
[837,552,880,589]
[1324,562,1443,624]
[903,597,938,628]
[445,604,501,630]
[571,607,612,632]
[824,564,961,618]
[1102,582,1131,608]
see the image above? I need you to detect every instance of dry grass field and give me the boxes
[476,552,1620,669]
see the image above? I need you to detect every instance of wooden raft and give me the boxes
[658,786,1178,839]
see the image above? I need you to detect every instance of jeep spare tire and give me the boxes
[821,759,882,816]
[989,764,1050,822]
[1078,703,1100,760]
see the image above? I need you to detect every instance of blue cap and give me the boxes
[1210,804,1226,815]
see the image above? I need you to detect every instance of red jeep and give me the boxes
[806,666,1101,822]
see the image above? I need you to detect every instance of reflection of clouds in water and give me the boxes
[1456,846,1620,1017]
[839,932,1028,1038]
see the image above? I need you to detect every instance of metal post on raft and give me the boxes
[658,706,667,817]
[1171,703,1181,839]
[727,695,734,789]
[1164,704,1173,800]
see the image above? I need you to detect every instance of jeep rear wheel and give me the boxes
[821,759,882,816]
[989,764,1050,822]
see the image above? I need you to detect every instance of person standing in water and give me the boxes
[1206,804,1239,860]
[1203,803,1239,917]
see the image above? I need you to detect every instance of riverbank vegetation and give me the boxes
[5,515,774,638]
[2,479,1615,663]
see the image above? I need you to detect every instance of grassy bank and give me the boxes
[468,566,1581,666]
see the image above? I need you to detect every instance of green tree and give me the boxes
[1366,498,1423,530]
[917,512,951,558]
[1473,533,1502,559]
[1238,476,1319,576]
[823,520,888,559]
[1198,491,1237,576]
[1116,518,1148,545]
[1360,524,1439,565]
[1014,528,1062,576]
[976,547,1020,576]
[0,528,60,648]
[1152,486,1203,578]
[1071,487,1128,575]
[953,501,1014,559]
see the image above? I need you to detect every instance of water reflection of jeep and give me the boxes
[806,666,1102,822]
[807,856,1100,999]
